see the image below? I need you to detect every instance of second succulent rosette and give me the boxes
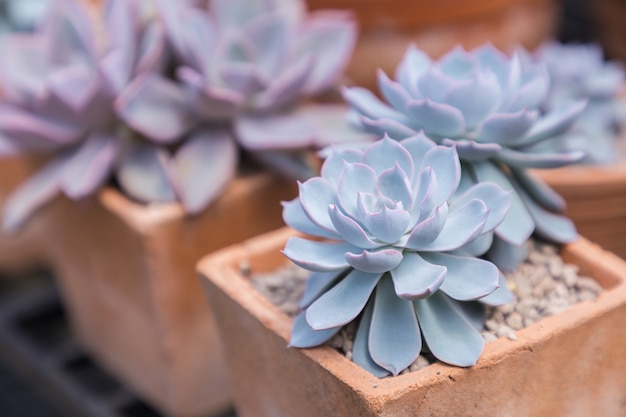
[282,135,513,376]
[343,44,585,270]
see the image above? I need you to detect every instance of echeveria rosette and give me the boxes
[0,0,181,231]
[532,42,626,165]
[282,135,514,376]
[118,0,361,182]
[343,44,585,270]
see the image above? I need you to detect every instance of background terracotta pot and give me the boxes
[45,173,296,417]
[199,227,626,417]
[534,166,626,259]
[0,156,57,274]
[592,0,626,63]
[307,0,559,90]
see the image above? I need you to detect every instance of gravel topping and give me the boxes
[251,239,603,374]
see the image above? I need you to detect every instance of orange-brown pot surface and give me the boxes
[199,227,626,417]
[46,173,296,417]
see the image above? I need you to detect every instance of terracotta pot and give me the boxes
[0,156,57,274]
[307,0,559,90]
[198,227,626,417]
[534,165,626,259]
[46,172,296,417]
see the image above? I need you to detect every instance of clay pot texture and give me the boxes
[0,156,56,274]
[46,173,296,417]
[307,0,559,90]
[198,227,626,417]
[534,166,626,259]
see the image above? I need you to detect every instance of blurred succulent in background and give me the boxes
[1,0,363,232]
[533,42,626,165]
[283,135,513,376]
[343,44,585,270]
[118,0,363,182]
[0,0,48,33]
[0,0,169,231]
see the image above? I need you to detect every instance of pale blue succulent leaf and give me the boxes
[404,203,448,247]
[362,205,411,244]
[2,156,64,233]
[377,164,413,209]
[443,72,501,130]
[60,131,119,200]
[283,237,355,272]
[510,167,566,212]
[320,146,363,184]
[407,199,488,251]
[306,269,382,330]
[299,269,348,309]
[513,100,587,147]
[497,148,585,169]
[473,110,537,144]
[337,162,378,218]
[363,135,413,177]
[282,198,340,240]
[419,145,461,205]
[377,69,413,114]
[406,99,466,138]
[423,253,499,301]
[485,236,527,272]
[450,182,511,232]
[116,141,177,204]
[479,272,516,306]
[116,73,197,143]
[296,10,357,93]
[394,45,431,96]
[168,128,238,214]
[416,68,454,103]
[342,86,411,124]
[369,275,421,375]
[298,176,338,232]
[353,299,390,377]
[328,204,380,249]
[358,116,419,140]
[505,70,550,112]
[390,252,446,300]
[345,248,404,273]
[289,312,341,348]
[414,291,484,367]
[472,161,534,246]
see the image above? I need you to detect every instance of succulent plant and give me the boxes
[533,42,626,165]
[343,44,585,270]
[0,0,47,32]
[118,0,363,181]
[283,135,514,375]
[1,0,363,231]
[0,0,172,231]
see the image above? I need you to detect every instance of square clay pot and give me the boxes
[198,227,626,417]
[46,172,296,417]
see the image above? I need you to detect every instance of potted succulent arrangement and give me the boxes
[306,0,559,90]
[198,43,626,416]
[529,42,626,258]
[0,0,364,416]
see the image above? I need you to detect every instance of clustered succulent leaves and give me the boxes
[533,42,626,165]
[343,44,584,271]
[0,0,360,231]
[283,136,514,375]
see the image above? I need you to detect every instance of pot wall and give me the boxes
[534,166,626,259]
[47,173,296,417]
[307,0,558,90]
[199,227,626,417]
